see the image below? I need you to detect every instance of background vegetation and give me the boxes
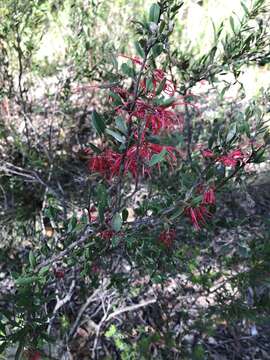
[0,0,270,359]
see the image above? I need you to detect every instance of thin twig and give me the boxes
[105,297,156,322]
[68,284,109,339]
[47,280,76,335]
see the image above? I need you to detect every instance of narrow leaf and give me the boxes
[88,142,103,154]
[149,3,160,24]
[15,276,40,286]
[134,41,145,58]
[112,213,123,232]
[149,148,167,166]
[92,110,106,136]
[105,129,125,143]
[115,116,127,134]
[226,123,237,143]
[229,16,235,33]
[241,1,249,16]
[122,208,129,222]
[121,62,135,77]
[29,250,36,268]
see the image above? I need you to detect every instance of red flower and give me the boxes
[54,268,65,279]
[202,149,214,158]
[185,205,212,230]
[153,69,176,96]
[125,141,177,177]
[218,149,245,167]
[141,69,176,97]
[88,139,177,179]
[99,230,115,240]
[131,99,183,134]
[88,154,109,175]
[203,187,216,205]
[159,229,176,247]
[219,156,237,167]
[88,150,122,178]
[229,149,244,159]
[119,54,143,65]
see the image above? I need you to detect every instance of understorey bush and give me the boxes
[0,0,270,359]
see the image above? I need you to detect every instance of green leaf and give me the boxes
[15,276,40,286]
[115,116,127,134]
[97,184,108,223]
[159,20,166,34]
[122,208,129,222]
[108,91,123,106]
[149,148,167,166]
[29,250,36,268]
[92,110,106,136]
[171,3,184,18]
[191,195,203,206]
[220,85,229,99]
[192,344,205,360]
[253,147,266,163]
[241,1,249,16]
[0,321,6,335]
[111,235,121,247]
[105,129,125,143]
[88,142,102,154]
[112,213,123,232]
[155,77,167,96]
[226,123,237,143]
[263,130,270,145]
[39,265,50,276]
[67,216,77,233]
[152,43,163,58]
[153,96,175,107]
[121,62,135,77]
[240,121,250,138]
[134,41,145,58]
[149,3,160,24]
[170,207,184,220]
[105,324,117,338]
[229,16,235,33]
[146,78,154,92]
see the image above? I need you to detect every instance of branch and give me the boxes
[47,280,76,335]
[36,225,94,271]
[105,297,156,322]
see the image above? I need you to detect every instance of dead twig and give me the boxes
[47,280,76,335]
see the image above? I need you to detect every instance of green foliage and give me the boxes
[0,0,270,358]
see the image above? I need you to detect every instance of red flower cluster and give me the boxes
[186,185,216,230]
[185,205,212,231]
[141,69,176,97]
[131,99,184,134]
[54,268,65,279]
[159,229,176,247]
[203,186,216,205]
[88,140,176,179]
[87,55,195,180]
[99,230,115,240]
[218,149,245,167]
[202,148,246,167]
[201,149,214,158]
[88,149,122,178]
[120,54,176,98]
